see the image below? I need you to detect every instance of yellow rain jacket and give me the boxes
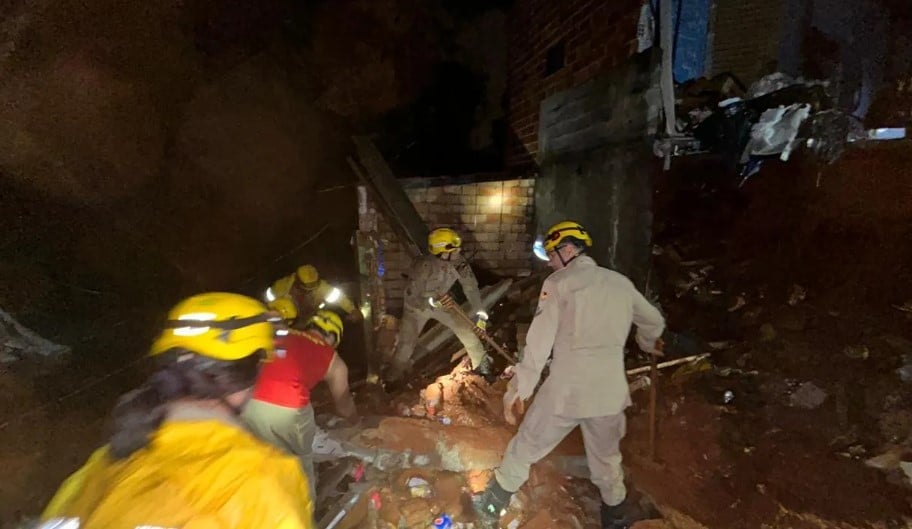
[41,418,314,529]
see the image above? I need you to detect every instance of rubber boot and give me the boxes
[600,497,642,529]
[473,478,512,528]
[471,355,498,384]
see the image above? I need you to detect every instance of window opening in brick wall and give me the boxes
[544,40,565,77]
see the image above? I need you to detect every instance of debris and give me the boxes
[842,345,869,360]
[899,462,912,484]
[432,514,453,529]
[727,296,747,312]
[758,323,777,342]
[626,353,712,376]
[670,357,712,381]
[707,341,734,350]
[788,382,828,410]
[723,390,735,405]
[787,284,806,306]
[864,446,905,471]
[892,302,912,314]
[895,355,912,384]
[408,476,433,499]
[747,72,797,99]
[744,103,812,161]
[0,308,70,362]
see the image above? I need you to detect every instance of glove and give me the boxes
[502,378,524,426]
[474,311,489,332]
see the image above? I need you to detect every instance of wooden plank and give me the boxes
[351,137,428,257]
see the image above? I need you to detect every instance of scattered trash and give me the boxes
[433,514,453,529]
[408,477,433,499]
[788,381,828,410]
[842,345,870,360]
[438,416,452,426]
[707,341,734,350]
[723,390,735,404]
[892,302,912,314]
[787,284,806,306]
[727,296,747,312]
[629,375,652,393]
[716,367,759,377]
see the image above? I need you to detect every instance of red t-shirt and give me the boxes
[252,330,335,408]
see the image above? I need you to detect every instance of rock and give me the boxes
[788,381,828,409]
[865,446,904,471]
[899,461,912,484]
[758,323,778,342]
[787,284,807,306]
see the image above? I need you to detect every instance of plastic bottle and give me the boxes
[432,514,453,529]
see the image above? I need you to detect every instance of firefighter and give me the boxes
[243,305,356,498]
[40,292,314,529]
[386,227,491,382]
[265,264,361,326]
[476,221,666,529]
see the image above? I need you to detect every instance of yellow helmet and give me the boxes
[428,228,462,255]
[268,297,298,322]
[296,265,319,287]
[150,292,278,361]
[308,309,344,346]
[541,221,593,252]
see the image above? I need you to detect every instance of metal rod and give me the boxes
[626,353,710,376]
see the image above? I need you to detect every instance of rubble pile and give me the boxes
[313,362,603,529]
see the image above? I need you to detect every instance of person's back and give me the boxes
[253,331,335,408]
[42,418,312,529]
[40,292,314,529]
[540,257,662,417]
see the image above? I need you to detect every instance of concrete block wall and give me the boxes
[369,176,536,315]
[507,0,642,170]
[710,0,786,83]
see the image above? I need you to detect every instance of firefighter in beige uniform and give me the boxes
[387,227,491,382]
[477,221,666,529]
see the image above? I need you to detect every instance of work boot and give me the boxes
[600,497,643,529]
[471,355,498,384]
[473,478,512,527]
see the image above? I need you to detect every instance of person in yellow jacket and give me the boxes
[265,264,361,326]
[39,292,315,529]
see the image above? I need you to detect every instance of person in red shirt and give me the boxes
[242,303,357,497]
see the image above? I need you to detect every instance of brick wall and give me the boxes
[507,0,642,170]
[710,0,786,83]
[367,176,536,315]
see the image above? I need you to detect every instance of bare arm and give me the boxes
[323,353,356,418]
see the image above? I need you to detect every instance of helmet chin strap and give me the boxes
[557,244,583,267]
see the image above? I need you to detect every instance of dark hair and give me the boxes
[108,348,261,459]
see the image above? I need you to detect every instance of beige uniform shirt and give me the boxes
[514,255,665,418]
[403,254,483,313]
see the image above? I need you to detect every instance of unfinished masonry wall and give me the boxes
[368,176,536,315]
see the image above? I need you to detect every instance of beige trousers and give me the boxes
[495,399,627,506]
[242,399,317,499]
[391,304,486,377]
